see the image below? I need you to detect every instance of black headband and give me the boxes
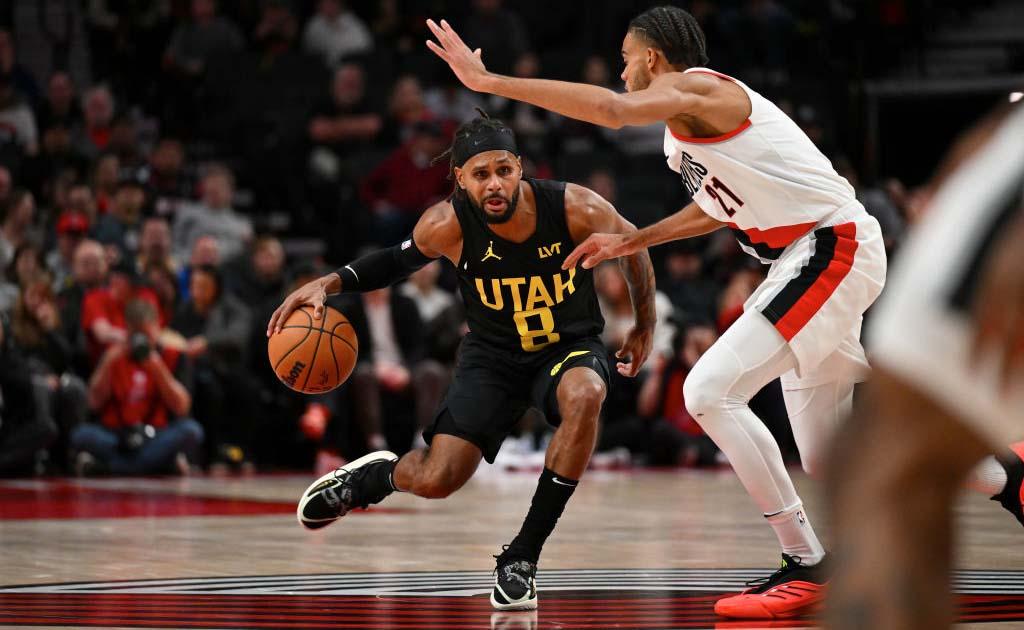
[452,126,519,167]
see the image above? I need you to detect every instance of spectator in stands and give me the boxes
[462,0,530,76]
[71,85,115,160]
[81,259,161,365]
[145,138,193,218]
[595,262,676,368]
[177,234,220,302]
[380,75,434,148]
[1,242,46,314]
[106,114,144,170]
[302,0,373,68]
[173,164,252,263]
[308,63,382,159]
[47,209,91,292]
[224,236,285,306]
[0,30,39,105]
[136,217,176,275]
[400,261,463,364]
[0,189,36,268]
[0,317,57,475]
[359,119,451,245]
[337,287,446,453]
[57,239,107,374]
[36,72,81,131]
[662,243,719,324]
[424,74,486,124]
[73,298,202,475]
[93,173,147,259]
[143,262,179,327]
[92,153,119,215]
[633,322,720,466]
[9,275,90,467]
[164,0,243,80]
[172,263,253,467]
[557,56,616,157]
[491,52,554,159]
[0,68,39,162]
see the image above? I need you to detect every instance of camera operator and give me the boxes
[70,298,203,475]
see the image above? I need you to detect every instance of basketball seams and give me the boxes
[278,324,356,353]
[299,319,327,392]
[272,327,313,371]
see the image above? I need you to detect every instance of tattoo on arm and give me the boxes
[618,245,657,328]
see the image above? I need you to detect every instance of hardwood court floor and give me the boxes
[1,467,1022,629]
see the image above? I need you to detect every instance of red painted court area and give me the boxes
[0,483,297,520]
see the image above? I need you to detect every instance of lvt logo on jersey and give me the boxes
[537,242,561,259]
[679,150,709,196]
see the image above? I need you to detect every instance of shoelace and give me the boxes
[744,555,803,589]
[492,545,537,582]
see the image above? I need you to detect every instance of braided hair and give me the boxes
[431,108,517,197]
[628,6,709,69]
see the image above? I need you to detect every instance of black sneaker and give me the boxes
[490,546,538,611]
[992,450,1024,527]
[714,553,828,619]
[296,450,397,529]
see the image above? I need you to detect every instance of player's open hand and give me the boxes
[267,275,331,337]
[563,232,631,270]
[616,325,654,378]
[971,217,1024,390]
[425,19,489,92]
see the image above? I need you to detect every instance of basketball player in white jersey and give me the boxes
[427,6,886,619]
[827,103,1024,630]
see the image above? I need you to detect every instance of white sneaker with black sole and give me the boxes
[296,450,397,529]
[490,548,538,611]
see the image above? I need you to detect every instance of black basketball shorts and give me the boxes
[423,334,611,463]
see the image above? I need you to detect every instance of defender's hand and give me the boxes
[267,275,332,337]
[425,19,489,92]
[616,325,654,378]
[972,218,1024,389]
[563,233,631,270]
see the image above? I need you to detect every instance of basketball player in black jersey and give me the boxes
[267,114,657,611]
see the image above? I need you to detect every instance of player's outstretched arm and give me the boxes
[565,184,657,377]
[267,202,462,336]
[563,201,724,271]
[425,19,700,129]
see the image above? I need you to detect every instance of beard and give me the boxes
[469,187,520,224]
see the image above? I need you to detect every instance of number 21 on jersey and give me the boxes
[705,176,745,217]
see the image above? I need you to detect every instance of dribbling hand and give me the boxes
[562,233,631,270]
[425,19,489,92]
[267,276,331,337]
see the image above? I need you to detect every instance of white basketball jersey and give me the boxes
[664,68,861,262]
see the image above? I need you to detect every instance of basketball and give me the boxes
[268,305,358,394]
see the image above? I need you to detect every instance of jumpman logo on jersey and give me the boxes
[481,241,502,262]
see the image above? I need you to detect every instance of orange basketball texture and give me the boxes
[267,306,358,394]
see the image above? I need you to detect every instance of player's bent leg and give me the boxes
[492,367,606,612]
[297,449,399,529]
[683,310,830,619]
[393,432,483,499]
[784,378,855,477]
[826,369,988,630]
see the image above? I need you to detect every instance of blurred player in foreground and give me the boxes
[827,103,1024,629]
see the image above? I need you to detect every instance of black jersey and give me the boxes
[451,178,604,353]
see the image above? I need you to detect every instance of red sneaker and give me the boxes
[714,554,827,619]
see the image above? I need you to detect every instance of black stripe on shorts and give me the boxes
[761,226,839,324]
[729,227,787,261]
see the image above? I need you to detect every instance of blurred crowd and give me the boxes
[0,0,921,477]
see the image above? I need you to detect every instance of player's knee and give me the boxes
[560,379,606,420]
[683,368,724,420]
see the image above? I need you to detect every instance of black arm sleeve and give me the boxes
[334,237,437,293]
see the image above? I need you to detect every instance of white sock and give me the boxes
[765,502,826,565]
[967,456,1008,496]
